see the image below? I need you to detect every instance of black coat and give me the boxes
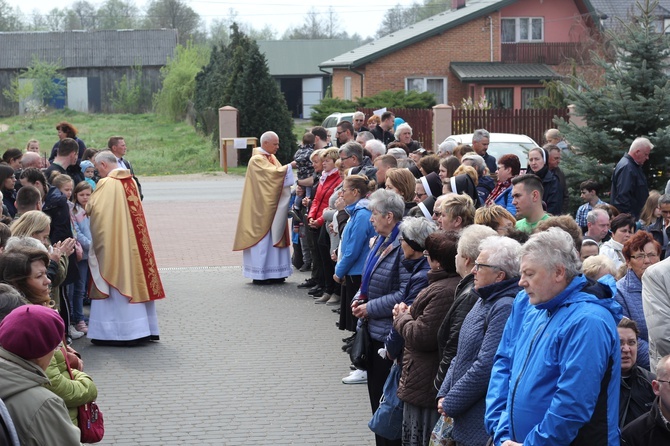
[611,153,649,219]
[621,397,670,446]
[620,366,656,428]
[434,273,478,391]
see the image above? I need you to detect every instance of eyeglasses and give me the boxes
[657,379,670,384]
[474,262,500,272]
[630,252,659,260]
[415,192,428,198]
[340,156,353,161]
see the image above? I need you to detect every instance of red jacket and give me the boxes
[307,172,342,227]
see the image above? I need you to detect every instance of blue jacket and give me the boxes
[335,199,375,278]
[438,277,520,446]
[385,256,430,360]
[615,269,650,370]
[477,176,495,205]
[493,186,516,216]
[486,275,622,446]
[360,232,411,342]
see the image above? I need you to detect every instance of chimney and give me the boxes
[452,0,466,10]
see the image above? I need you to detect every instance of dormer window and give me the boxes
[501,17,544,43]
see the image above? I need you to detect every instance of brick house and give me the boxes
[320,0,603,109]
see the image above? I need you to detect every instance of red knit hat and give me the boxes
[0,305,64,359]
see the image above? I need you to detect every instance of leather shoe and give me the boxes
[308,286,323,295]
[297,279,316,288]
[299,263,311,272]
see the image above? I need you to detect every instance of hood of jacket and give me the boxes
[475,276,522,302]
[345,197,370,215]
[536,274,622,322]
[0,349,50,401]
[402,256,429,275]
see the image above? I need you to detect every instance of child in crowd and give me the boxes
[290,184,311,271]
[80,160,97,191]
[575,180,605,233]
[68,181,93,334]
[293,132,315,198]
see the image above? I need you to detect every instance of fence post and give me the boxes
[567,104,586,128]
[433,104,452,151]
[219,106,238,169]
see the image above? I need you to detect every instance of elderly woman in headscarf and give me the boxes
[526,147,561,215]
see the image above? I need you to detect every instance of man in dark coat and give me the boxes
[611,138,652,219]
[370,111,395,146]
[621,354,670,445]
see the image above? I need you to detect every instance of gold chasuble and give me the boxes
[233,150,291,251]
[87,169,165,303]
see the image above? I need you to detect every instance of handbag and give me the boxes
[368,361,403,440]
[62,347,105,443]
[349,319,370,370]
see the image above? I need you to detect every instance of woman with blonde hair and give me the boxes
[10,210,51,243]
[474,205,516,235]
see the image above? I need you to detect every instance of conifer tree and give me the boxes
[194,24,297,164]
[557,0,670,193]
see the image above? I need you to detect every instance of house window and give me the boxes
[406,77,447,104]
[485,88,513,109]
[501,17,543,42]
[654,18,670,33]
[521,87,546,109]
[344,77,352,100]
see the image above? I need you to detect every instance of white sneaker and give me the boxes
[342,369,367,384]
[68,325,85,340]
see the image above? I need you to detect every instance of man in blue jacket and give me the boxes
[485,227,622,446]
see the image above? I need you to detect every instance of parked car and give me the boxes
[442,133,539,169]
[322,112,355,147]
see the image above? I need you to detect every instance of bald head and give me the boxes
[21,152,42,169]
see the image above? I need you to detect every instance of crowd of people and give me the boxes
[0,121,164,444]
[234,115,670,446]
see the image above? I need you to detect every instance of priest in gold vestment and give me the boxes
[86,150,165,345]
[234,131,295,284]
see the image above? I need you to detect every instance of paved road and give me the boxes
[73,174,376,445]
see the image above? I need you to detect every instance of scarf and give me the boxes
[319,168,337,185]
[486,179,512,206]
[359,223,400,301]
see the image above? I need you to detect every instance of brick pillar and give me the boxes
[433,104,453,150]
[219,106,238,169]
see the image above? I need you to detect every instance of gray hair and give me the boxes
[387,148,408,160]
[479,236,521,279]
[586,208,608,224]
[457,224,497,261]
[461,153,487,176]
[94,150,117,165]
[629,137,653,153]
[4,236,48,253]
[0,284,28,322]
[521,227,582,282]
[399,216,437,250]
[353,111,365,120]
[659,194,670,206]
[260,131,278,145]
[367,139,387,157]
[357,131,375,144]
[394,123,413,140]
[338,142,364,162]
[438,140,458,157]
[472,129,490,142]
[368,189,405,222]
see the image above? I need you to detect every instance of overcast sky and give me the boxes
[7,0,418,39]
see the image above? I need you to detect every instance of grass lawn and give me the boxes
[0,110,222,176]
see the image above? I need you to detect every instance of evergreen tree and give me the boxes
[557,0,670,194]
[193,24,296,164]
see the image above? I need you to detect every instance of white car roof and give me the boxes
[444,133,538,144]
